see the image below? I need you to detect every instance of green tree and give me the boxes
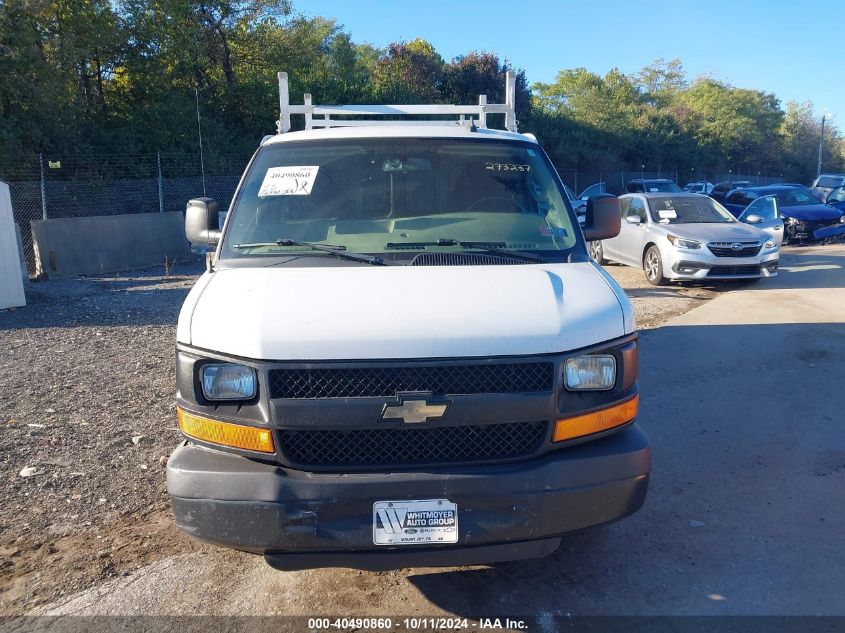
[635,58,687,107]
[0,0,126,154]
[675,78,783,171]
[780,101,845,181]
[532,67,647,168]
[3,2,844,187]
[370,38,444,103]
[442,51,531,122]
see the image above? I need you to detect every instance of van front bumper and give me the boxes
[167,424,650,570]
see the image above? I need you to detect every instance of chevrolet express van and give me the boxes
[166,73,651,570]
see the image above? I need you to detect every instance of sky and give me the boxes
[294,0,844,125]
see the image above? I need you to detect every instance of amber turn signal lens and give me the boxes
[177,407,275,453]
[553,395,639,442]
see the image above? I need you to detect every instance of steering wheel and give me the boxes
[464,196,527,214]
[272,197,322,220]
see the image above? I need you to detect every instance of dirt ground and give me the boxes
[0,258,730,614]
[601,262,724,328]
[0,262,205,613]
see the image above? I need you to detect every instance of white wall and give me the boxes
[0,181,26,309]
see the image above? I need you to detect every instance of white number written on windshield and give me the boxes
[485,162,531,172]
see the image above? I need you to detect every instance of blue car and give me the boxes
[724,185,845,243]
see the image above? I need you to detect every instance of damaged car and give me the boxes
[729,186,845,244]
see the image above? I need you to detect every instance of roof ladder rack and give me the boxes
[276,71,517,134]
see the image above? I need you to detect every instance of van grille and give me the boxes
[278,421,548,469]
[269,363,555,399]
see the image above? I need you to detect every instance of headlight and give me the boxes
[666,234,702,249]
[764,239,775,249]
[564,355,616,391]
[200,363,257,401]
[840,215,845,224]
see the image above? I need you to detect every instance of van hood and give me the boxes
[178,263,632,360]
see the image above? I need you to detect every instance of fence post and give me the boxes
[39,153,47,220]
[157,151,164,213]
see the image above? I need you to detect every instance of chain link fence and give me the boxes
[555,167,788,197]
[0,152,252,274]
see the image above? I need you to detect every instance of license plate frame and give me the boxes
[372,499,459,546]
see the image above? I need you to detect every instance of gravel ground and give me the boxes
[601,262,726,328]
[0,257,733,613]
[0,260,206,612]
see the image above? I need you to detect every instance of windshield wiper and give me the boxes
[384,238,547,263]
[234,239,388,266]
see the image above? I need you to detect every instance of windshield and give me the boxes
[816,176,845,189]
[641,181,681,193]
[828,187,845,204]
[221,138,577,261]
[579,182,607,199]
[648,196,735,224]
[770,189,821,206]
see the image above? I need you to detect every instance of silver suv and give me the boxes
[812,174,845,202]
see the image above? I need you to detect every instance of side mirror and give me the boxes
[745,214,763,224]
[186,197,222,246]
[583,194,621,241]
[625,214,642,224]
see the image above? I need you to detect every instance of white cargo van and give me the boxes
[167,72,650,570]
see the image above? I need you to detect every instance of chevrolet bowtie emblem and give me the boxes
[381,395,449,424]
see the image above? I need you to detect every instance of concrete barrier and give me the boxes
[31,212,193,278]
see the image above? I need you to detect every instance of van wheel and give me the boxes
[589,241,606,264]
[644,246,667,286]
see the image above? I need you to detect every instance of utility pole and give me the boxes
[817,113,826,178]
[195,87,207,197]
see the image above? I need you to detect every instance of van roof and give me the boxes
[261,124,535,146]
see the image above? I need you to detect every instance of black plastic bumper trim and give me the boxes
[166,424,650,565]
[264,538,563,571]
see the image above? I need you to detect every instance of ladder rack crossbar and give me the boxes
[276,71,517,134]
[308,119,486,128]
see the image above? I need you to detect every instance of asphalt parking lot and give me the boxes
[2,246,844,616]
